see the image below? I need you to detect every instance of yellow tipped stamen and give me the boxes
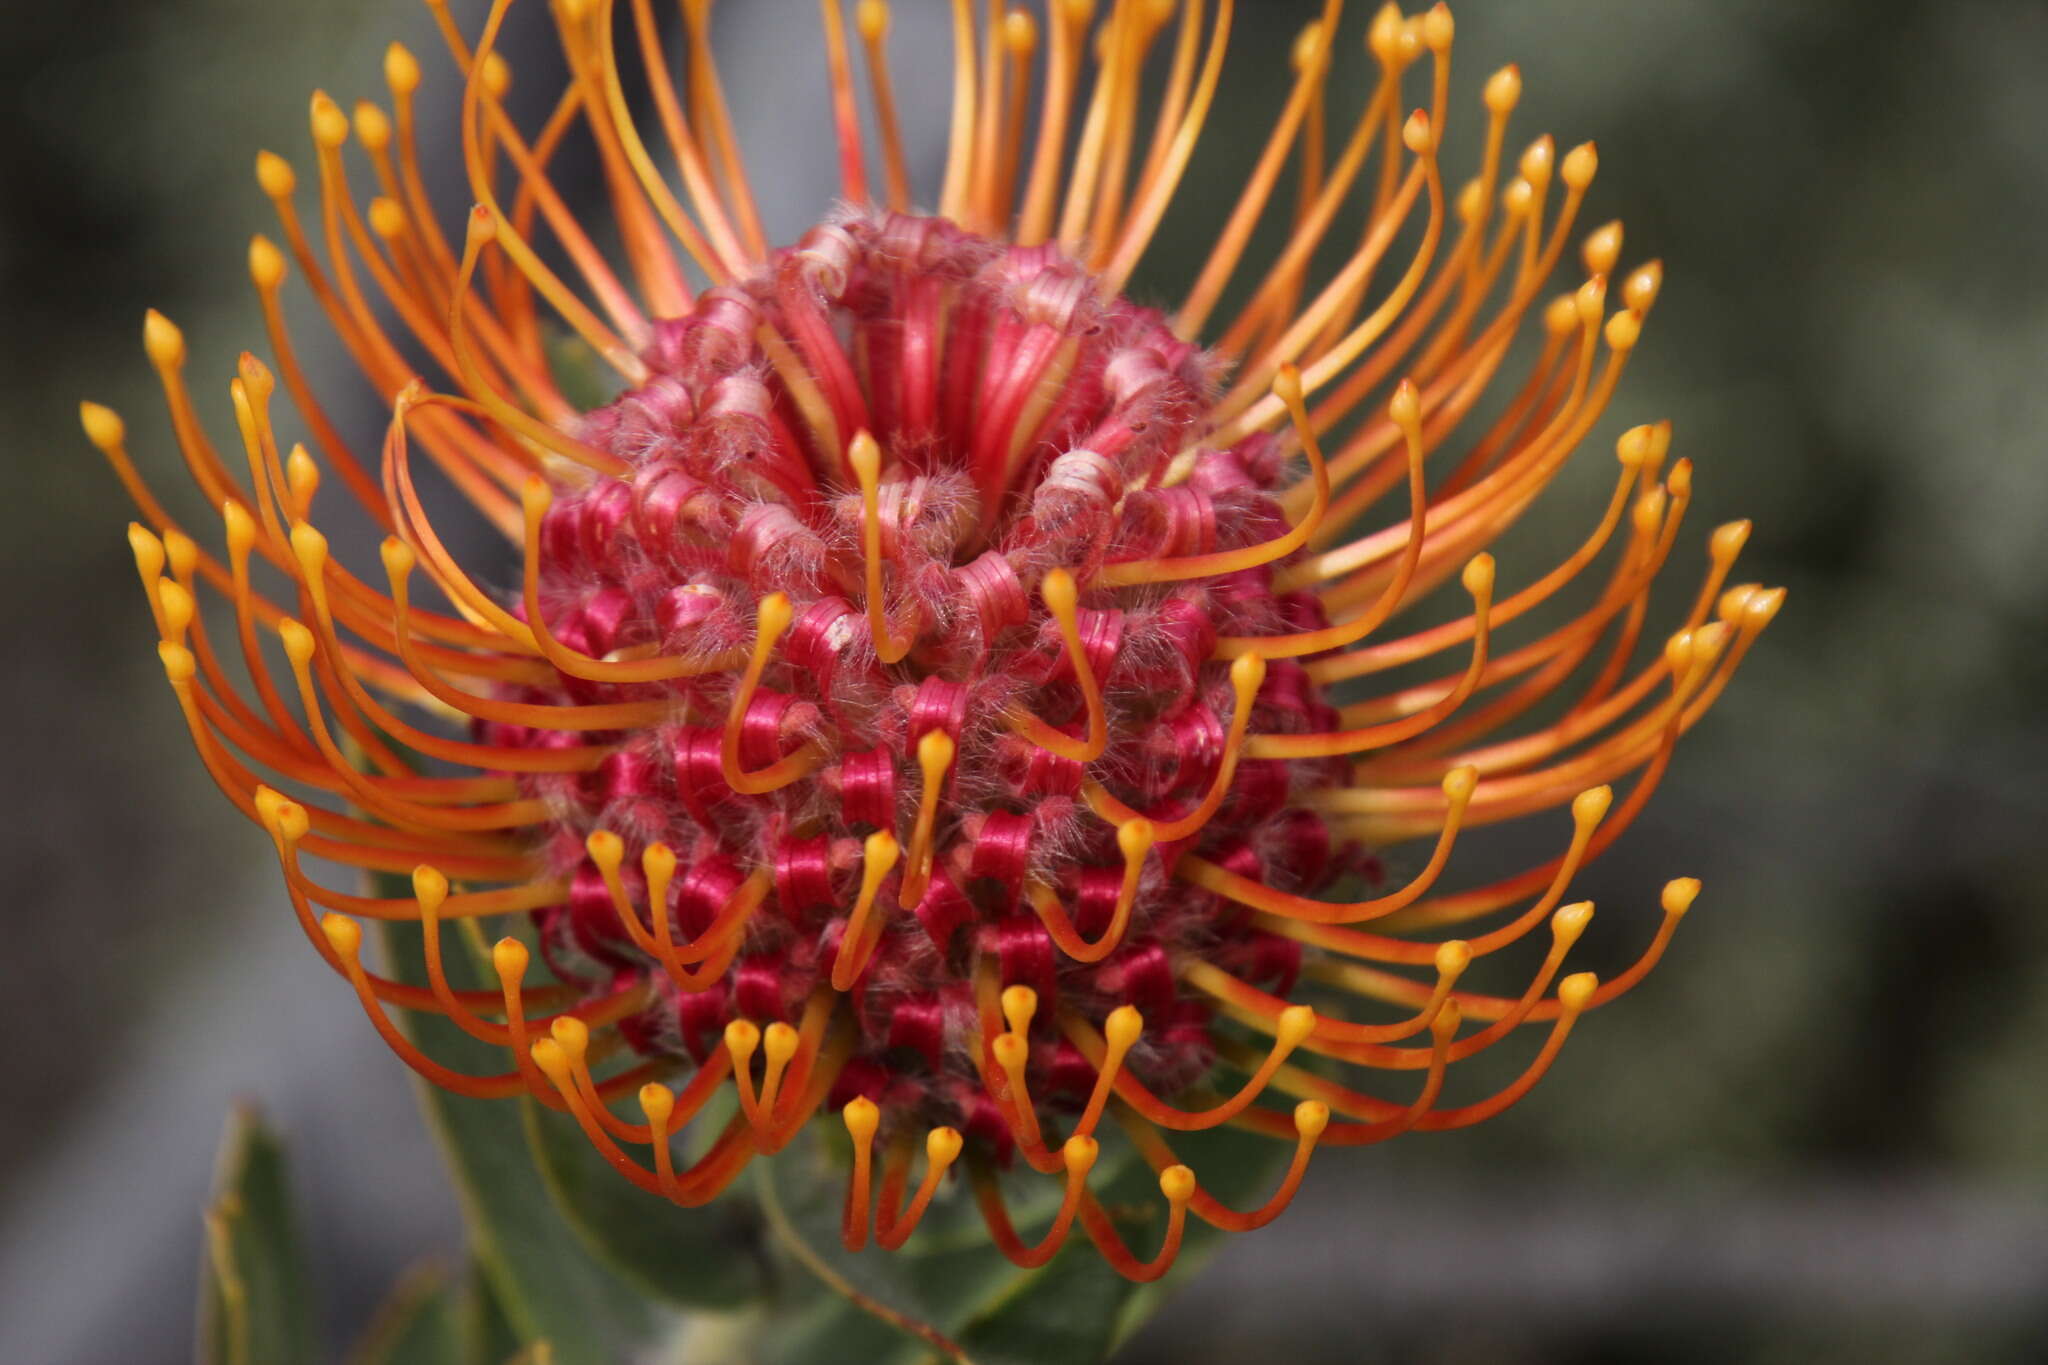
[1218,378,1430,660]
[831,831,902,992]
[1074,1157,1194,1282]
[1083,652,1262,844]
[1172,7,1330,334]
[938,0,980,223]
[639,1082,682,1197]
[849,431,919,664]
[1075,1004,1141,1138]
[1095,365,1327,587]
[519,476,743,681]
[1180,764,1478,924]
[415,864,519,1048]
[725,1017,767,1131]
[1026,816,1155,962]
[721,592,823,795]
[760,1021,802,1118]
[449,210,631,481]
[994,10,1039,218]
[320,912,527,1100]
[1243,553,1495,760]
[549,1014,649,1143]
[970,1135,1096,1268]
[840,1094,881,1250]
[380,536,674,733]
[876,1126,965,1249]
[1063,1003,1316,1132]
[1016,0,1093,244]
[1006,568,1108,762]
[856,1,913,211]
[533,1036,759,1206]
[676,0,768,263]
[898,729,956,909]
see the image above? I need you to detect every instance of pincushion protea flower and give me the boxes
[87,0,1781,1283]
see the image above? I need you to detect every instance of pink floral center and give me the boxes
[489,213,1350,1145]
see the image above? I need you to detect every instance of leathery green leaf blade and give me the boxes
[375,914,668,1365]
[197,1105,317,1365]
[521,1092,768,1309]
[345,1262,463,1365]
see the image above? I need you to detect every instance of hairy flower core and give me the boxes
[513,212,1345,1138]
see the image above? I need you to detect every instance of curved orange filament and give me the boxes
[320,914,526,1100]
[380,539,672,731]
[1119,1099,1328,1232]
[897,729,955,910]
[675,0,767,263]
[1246,553,1495,758]
[1073,1172,1193,1283]
[458,0,650,373]
[586,832,765,990]
[1272,785,1611,964]
[720,592,824,795]
[840,1095,880,1251]
[1005,567,1108,763]
[1100,0,1237,294]
[1213,109,1444,440]
[1025,818,1156,964]
[1096,366,1327,588]
[876,1126,966,1250]
[162,649,531,878]
[1176,764,1476,923]
[1173,14,1335,336]
[255,792,570,1015]
[830,832,902,992]
[518,478,744,682]
[274,622,547,835]
[585,0,745,285]
[975,979,1062,1173]
[848,431,920,664]
[1411,975,1595,1130]
[635,1050,743,1201]
[855,2,913,212]
[1232,999,1458,1144]
[286,525,608,775]
[1070,1005,1142,1141]
[1215,379,1431,661]
[1328,879,1702,1027]
[1216,900,1589,1074]
[1061,1003,1316,1132]
[533,1038,758,1207]
[1015,0,1087,245]
[969,1138,1095,1269]
[1081,649,1262,844]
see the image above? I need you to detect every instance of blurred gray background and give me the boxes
[2,1,2044,1362]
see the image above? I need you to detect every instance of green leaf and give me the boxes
[543,327,621,413]
[375,914,671,1365]
[458,1260,524,1365]
[346,1262,464,1365]
[754,1123,1288,1365]
[197,1105,317,1365]
[521,1094,768,1309]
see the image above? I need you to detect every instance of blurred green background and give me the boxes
[2,1,2044,1361]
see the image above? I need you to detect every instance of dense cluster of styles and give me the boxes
[88,0,1779,1279]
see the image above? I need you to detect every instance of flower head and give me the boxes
[88,0,1780,1280]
